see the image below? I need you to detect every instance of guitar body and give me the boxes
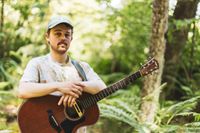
[17,93,99,133]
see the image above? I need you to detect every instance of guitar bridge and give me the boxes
[73,101,83,117]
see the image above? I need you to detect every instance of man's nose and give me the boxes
[61,35,66,40]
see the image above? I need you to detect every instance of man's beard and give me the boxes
[50,43,69,54]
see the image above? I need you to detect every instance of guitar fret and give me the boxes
[97,93,102,101]
[101,91,104,99]
[99,92,103,99]
[112,85,115,90]
[103,90,107,97]
[85,98,90,107]
[96,93,101,101]
[109,87,114,94]
[118,82,122,88]
[106,89,110,96]
[127,77,131,84]
[121,80,126,86]
[94,95,99,102]
[104,89,109,96]
[112,85,115,92]
[113,84,118,90]
[121,80,125,88]
[87,97,92,106]
[101,91,104,97]
[81,100,87,108]
[91,97,96,105]
[130,75,135,82]
[95,93,100,102]
[129,76,132,83]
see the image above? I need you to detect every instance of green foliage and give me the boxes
[0,0,200,132]
[101,72,125,84]
[152,96,200,132]
[83,0,152,74]
[0,0,50,131]
[158,96,200,124]
[98,84,144,132]
[168,18,200,96]
[0,82,11,90]
[100,104,137,128]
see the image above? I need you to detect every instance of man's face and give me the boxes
[46,23,73,54]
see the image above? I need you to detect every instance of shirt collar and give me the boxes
[47,54,72,66]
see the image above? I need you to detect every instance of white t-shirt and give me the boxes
[20,54,103,133]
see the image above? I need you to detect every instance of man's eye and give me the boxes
[65,34,70,37]
[55,33,61,36]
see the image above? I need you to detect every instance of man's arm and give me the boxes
[82,80,106,94]
[58,80,107,107]
[18,82,84,99]
[79,62,107,94]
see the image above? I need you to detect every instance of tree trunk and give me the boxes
[162,0,199,100]
[0,0,4,58]
[0,0,4,32]
[140,0,168,127]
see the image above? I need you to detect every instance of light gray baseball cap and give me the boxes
[47,16,73,32]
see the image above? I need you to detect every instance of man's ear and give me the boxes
[71,30,73,41]
[45,32,50,44]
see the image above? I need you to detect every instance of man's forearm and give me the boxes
[82,80,106,94]
[18,82,60,99]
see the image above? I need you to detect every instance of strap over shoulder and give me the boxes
[71,60,88,81]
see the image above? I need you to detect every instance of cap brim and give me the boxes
[48,22,73,29]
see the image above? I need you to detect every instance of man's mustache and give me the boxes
[57,41,68,46]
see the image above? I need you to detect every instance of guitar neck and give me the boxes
[80,71,141,109]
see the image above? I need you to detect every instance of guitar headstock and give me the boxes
[139,57,159,76]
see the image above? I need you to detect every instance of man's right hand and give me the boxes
[57,82,85,98]
[58,94,76,107]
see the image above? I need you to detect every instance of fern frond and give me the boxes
[155,124,182,133]
[99,103,146,133]
[101,99,139,119]
[157,124,200,133]
[185,122,200,127]
[158,96,200,124]
[175,112,198,117]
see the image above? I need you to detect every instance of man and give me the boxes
[18,16,106,133]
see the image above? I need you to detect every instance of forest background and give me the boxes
[0,0,200,133]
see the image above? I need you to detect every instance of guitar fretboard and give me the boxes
[80,71,141,109]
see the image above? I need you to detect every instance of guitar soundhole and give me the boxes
[64,100,85,121]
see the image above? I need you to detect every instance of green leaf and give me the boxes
[0,82,11,90]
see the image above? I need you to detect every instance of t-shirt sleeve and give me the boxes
[80,62,102,81]
[20,58,40,83]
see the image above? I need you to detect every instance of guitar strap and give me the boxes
[71,60,88,81]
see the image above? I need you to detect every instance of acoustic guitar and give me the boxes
[17,58,159,133]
